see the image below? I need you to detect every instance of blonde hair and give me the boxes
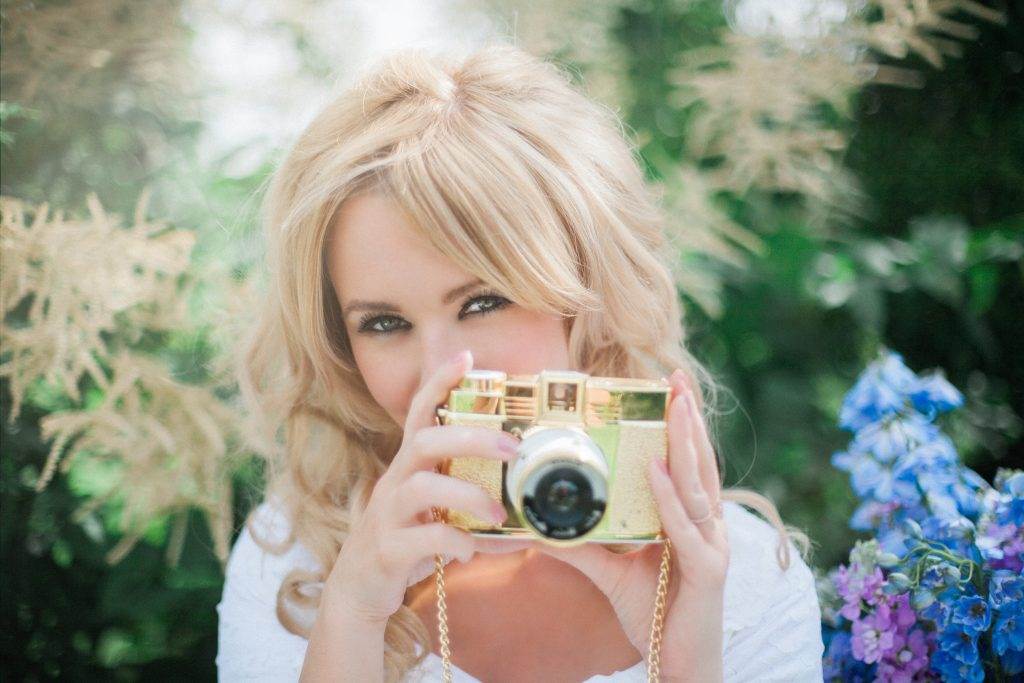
[237,42,808,682]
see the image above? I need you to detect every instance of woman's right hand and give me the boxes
[323,349,532,625]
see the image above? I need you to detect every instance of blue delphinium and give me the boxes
[830,349,988,560]
[989,570,1024,676]
[820,348,1024,681]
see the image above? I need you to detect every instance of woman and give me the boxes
[216,43,824,682]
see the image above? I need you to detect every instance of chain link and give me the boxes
[429,506,454,683]
[430,529,672,683]
[646,536,672,682]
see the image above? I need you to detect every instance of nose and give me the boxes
[412,326,473,398]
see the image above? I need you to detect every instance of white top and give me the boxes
[216,499,824,682]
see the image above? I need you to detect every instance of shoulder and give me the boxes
[221,498,322,602]
[720,501,823,681]
[216,497,321,681]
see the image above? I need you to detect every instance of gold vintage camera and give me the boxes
[435,369,671,547]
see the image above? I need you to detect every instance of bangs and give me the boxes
[376,106,601,316]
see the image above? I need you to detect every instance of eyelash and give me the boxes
[356,293,512,337]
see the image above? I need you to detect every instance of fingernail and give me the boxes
[450,349,472,366]
[491,504,508,524]
[498,434,520,454]
[673,393,689,419]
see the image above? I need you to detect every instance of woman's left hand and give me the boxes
[535,369,729,682]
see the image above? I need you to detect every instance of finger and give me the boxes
[381,522,477,567]
[667,370,721,501]
[390,470,507,527]
[648,456,706,556]
[665,392,718,542]
[404,349,474,434]
[682,386,723,502]
[389,424,518,481]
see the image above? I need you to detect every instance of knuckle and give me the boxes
[373,536,395,569]
[408,428,428,452]
[405,470,433,496]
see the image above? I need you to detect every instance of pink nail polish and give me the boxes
[491,504,508,524]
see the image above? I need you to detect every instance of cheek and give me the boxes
[350,342,415,426]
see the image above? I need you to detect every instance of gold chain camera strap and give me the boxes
[428,508,673,683]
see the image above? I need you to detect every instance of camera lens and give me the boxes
[521,464,605,540]
[506,427,610,542]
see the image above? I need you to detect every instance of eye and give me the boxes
[355,293,511,338]
[459,294,511,319]
[356,313,410,336]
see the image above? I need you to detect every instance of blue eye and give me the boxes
[356,314,409,335]
[356,293,511,337]
[459,294,511,319]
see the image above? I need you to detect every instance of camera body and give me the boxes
[435,369,670,547]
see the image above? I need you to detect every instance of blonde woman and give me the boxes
[216,43,824,682]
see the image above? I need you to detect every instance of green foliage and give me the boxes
[607,0,1023,567]
[1,0,1021,677]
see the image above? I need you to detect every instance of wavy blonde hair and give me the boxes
[237,41,808,682]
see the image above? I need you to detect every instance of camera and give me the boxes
[435,369,670,547]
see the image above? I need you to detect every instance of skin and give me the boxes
[324,191,728,682]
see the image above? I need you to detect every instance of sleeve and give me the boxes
[720,503,824,683]
[216,501,320,682]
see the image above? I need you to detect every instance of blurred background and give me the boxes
[1,0,1021,679]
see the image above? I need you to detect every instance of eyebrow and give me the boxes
[341,277,486,319]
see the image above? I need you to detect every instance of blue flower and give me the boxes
[938,626,979,665]
[909,370,963,417]
[838,350,917,432]
[821,629,875,682]
[950,595,991,635]
[988,570,1024,609]
[850,500,893,531]
[993,610,1024,658]
[931,649,986,683]
[999,646,1024,676]
[820,350,1020,682]
[919,515,979,560]
[849,413,937,462]
[895,432,958,474]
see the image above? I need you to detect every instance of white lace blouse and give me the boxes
[216,499,824,681]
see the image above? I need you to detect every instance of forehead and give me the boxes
[327,191,471,297]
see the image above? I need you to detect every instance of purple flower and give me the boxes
[977,520,1024,571]
[890,592,916,630]
[823,629,875,681]
[851,603,897,664]
[820,353,1019,682]
[835,564,885,619]
[876,628,930,683]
